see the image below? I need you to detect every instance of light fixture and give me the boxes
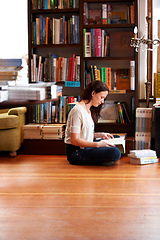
[130,16,160,107]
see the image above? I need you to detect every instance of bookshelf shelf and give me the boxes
[84,0,134,3]
[83,57,135,61]
[84,24,135,29]
[31,44,80,48]
[31,8,80,14]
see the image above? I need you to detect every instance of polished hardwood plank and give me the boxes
[0,154,160,240]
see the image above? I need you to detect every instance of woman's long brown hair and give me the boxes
[81,80,109,123]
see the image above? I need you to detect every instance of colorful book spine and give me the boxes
[102,4,107,24]
[101,67,106,84]
[95,29,101,57]
[135,108,152,150]
[85,32,91,57]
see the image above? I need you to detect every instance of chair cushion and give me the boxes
[0,113,20,130]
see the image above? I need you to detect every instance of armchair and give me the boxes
[0,107,27,157]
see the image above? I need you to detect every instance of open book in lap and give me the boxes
[96,134,126,154]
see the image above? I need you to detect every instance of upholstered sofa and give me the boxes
[0,107,27,157]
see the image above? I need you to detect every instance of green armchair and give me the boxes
[0,107,27,157]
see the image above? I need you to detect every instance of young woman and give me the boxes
[64,80,121,166]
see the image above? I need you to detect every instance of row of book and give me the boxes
[32,0,79,10]
[31,53,80,83]
[85,65,135,91]
[23,123,66,140]
[83,29,110,57]
[32,15,79,45]
[31,95,79,124]
[128,149,158,165]
[84,30,134,58]
[83,2,135,25]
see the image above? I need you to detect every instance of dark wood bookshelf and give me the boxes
[24,0,138,154]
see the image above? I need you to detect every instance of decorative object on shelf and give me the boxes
[131,15,160,108]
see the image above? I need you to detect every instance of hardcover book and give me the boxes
[116,69,130,90]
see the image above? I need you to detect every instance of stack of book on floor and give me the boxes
[23,123,65,140]
[128,149,159,165]
[23,124,43,139]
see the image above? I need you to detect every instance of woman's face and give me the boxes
[91,90,108,107]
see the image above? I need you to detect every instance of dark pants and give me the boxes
[65,143,121,166]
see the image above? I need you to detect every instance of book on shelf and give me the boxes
[23,123,43,139]
[88,9,101,25]
[116,69,130,90]
[0,90,8,102]
[102,4,107,24]
[95,29,101,57]
[31,53,80,83]
[42,124,66,139]
[32,14,79,45]
[32,0,79,11]
[84,32,91,57]
[23,123,65,140]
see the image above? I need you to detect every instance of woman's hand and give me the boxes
[97,139,115,148]
[94,132,114,140]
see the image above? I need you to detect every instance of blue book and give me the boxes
[34,21,36,45]
[44,0,48,9]
[72,15,75,44]
[42,17,46,44]
[62,16,65,44]
[39,103,44,123]
[76,15,80,44]
[91,29,95,57]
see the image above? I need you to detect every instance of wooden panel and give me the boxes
[23,139,66,155]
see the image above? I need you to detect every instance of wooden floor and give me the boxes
[0,154,160,240]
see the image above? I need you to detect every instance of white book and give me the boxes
[52,18,55,44]
[130,157,159,165]
[0,90,8,102]
[130,60,135,90]
[129,149,157,158]
[100,136,126,153]
[55,18,60,44]
[85,32,91,57]
[76,56,80,81]
[36,17,40,45]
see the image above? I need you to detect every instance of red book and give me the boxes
[95,29,101,57]
[68,57,72,81]
[71,54,76,81]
